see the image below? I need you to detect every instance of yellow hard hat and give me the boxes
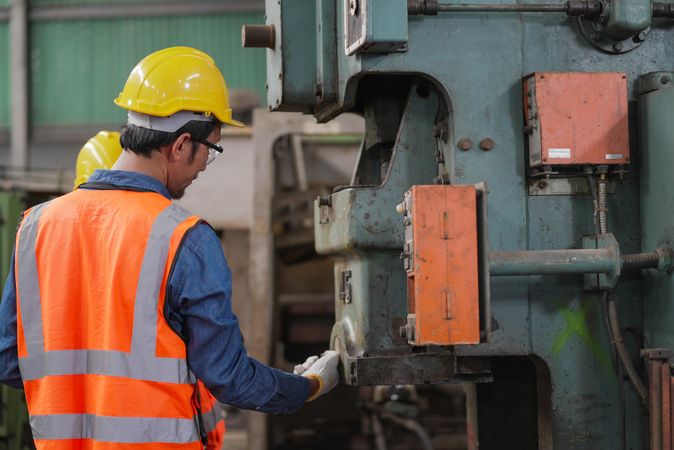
[114,46,244,128]
[74,131,123,190]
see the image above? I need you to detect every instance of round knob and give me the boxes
[242,25,276,49]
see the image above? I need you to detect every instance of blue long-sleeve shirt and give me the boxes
[0,169,311,414]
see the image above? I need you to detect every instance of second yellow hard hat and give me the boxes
[74,131,123,190]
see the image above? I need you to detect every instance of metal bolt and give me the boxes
[634,31,648,43]
[612,42,624,52]
[479,138,495,151]
[538,180,549,190]
[661,75,672,85]
[458,138,473,151]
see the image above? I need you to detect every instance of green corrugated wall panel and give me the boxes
[30,13,266,125]
[0,24,8,126]
[32,0,178,3]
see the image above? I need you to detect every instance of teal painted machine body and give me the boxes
[260,1,674,448]
[640,79,674,350]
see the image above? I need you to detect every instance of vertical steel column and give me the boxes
[9,0,28,168]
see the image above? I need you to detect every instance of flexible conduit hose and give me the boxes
[586,174,600,235]
[598,174,608,235]
[592,172,648,404]
[606,292,648,402]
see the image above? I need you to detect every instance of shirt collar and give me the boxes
[85,169,172,200]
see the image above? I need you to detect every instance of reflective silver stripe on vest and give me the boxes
[16,202,51,357]
[201,405,222,433]
[29,414,200,444]
[17,202,196,385]
[131,204,188,355]
[18,349,193,383]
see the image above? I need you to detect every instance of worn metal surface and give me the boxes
[524,72,629,166]
[321,81,442,375]
[527,176,617,196]
[489,246,618,276]
[638,71,674,95]
[344,0,408,55]
[345,353,492,386]
[260,0,674,447]
[640,84,674,355]
[403,185,480,345]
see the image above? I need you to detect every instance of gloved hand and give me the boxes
[293,355,319,375]
[297,350,340,401]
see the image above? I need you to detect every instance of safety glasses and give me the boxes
[194,139,223,165]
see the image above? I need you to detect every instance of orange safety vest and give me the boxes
[197,381,225,450]
[15,188,205,450]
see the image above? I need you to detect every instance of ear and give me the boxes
[166,132,192,163]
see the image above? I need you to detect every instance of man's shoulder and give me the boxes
[180,220,219,253]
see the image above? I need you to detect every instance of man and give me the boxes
[0,46,339,449]
[74,130,226,449]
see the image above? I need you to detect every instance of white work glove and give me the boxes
[293,355,319,375]
[296,350,340,401]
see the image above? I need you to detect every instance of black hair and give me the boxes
[119,119,221,160]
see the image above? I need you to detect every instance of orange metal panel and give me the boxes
[406,185,479,345]
[524,72,629,166]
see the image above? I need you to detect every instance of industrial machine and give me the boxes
[244,1,674,448]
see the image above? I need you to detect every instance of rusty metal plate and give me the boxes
[346,353,492,386]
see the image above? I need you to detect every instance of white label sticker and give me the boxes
[548,148,571,159]
[605,154,624,160]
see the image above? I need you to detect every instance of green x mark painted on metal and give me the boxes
[552,299,615,379]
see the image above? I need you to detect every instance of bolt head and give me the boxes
[635,31,648,42]
[479,138,495,151]
[612,42,624,52]
[458,138,473,151]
